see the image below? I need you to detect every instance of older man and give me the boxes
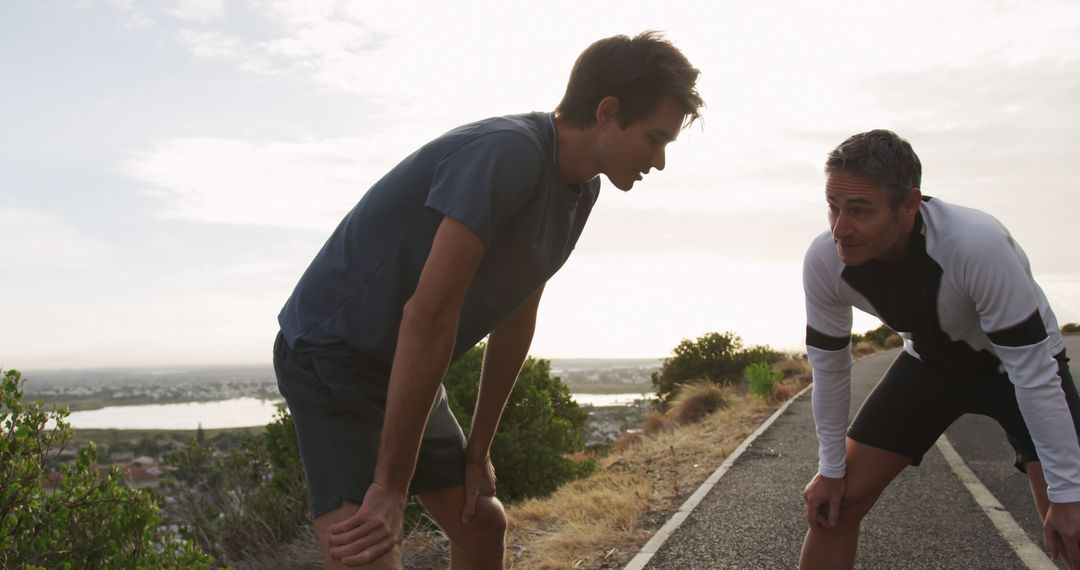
[800,129,1080,569]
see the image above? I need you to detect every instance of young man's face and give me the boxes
[825,171,919,266]
[596,97,685,191]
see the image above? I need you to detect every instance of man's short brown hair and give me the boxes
[556,31,703,129]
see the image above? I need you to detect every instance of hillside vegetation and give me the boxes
[5,325,928,568]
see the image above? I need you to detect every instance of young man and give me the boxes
[799,130,1080,569]
[273,32,702,569]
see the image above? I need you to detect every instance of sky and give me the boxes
[2,0,1079,369]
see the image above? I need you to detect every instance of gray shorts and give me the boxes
[273,332,468,517]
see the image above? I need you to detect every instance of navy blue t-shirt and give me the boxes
[278,112,600,366]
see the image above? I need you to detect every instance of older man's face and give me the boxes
[825,171,918,266]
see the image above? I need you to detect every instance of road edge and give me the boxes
[623,384,813,570]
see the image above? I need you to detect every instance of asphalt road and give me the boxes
[643,336,1080,569]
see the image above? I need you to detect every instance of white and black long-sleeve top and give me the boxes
[803,196,1080,502]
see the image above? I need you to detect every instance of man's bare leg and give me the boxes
[314,500,402,569]
[800,438,911,569]
[419,485,507,570]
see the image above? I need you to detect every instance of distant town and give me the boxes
[21,358,661,410]
[21,358,663,489]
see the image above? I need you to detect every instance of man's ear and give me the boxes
[902,187,922,218]
[595,96,621,127]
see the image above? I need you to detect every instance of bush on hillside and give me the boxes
[0,369,212,569]
[651,331,783,401]
[162,407,310,566]
[771,380,805,402]
[667,382,729,424]
[746,362,782,402]
[641,409,671,435]
[851,324,902,349]
[1063,323,1080,334]
[852,340,880,357]
[443,345,595,502]
[773,356,811,378]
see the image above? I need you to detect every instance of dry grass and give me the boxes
[770,375,812,403]
[852,340,879,357]
[611,431,642,453]
[232,526,321,569]
[773,356,811,378]
[504,388,789,569]
[641,409,670,435]
[399,375,811,569]
[667,381,729,425]
[505,471,652,569]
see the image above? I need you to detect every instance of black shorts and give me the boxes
[849,350,1080,471]
[273,332,468,518]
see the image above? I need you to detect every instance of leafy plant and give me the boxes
[651,331,782,401]
[746,362,782,402]
[0,369,212,569]
[443,345,595,502]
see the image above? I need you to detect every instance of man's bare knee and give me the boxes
[314,500,401,570]
[454,496,507,547]
[823,485,881,533]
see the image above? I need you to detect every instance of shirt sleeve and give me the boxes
[803,235,854,478]
[965,231,1080,503]
[424,130,543,246]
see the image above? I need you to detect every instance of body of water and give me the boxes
[64,392,653,430]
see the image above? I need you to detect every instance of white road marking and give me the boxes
[623,385,812,570]
[936,435,1057,570]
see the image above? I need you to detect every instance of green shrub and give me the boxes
[443,345,595,502]
[0,369,212,569]
[651,332,782,401]
[162,407,311,566]
[1063,323,1080,334]
[746,362,782,402]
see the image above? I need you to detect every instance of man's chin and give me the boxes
[837,247,869,266]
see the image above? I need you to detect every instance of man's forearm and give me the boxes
[808,365,851,478]
[373,304,458,492]
[467,291,541,460]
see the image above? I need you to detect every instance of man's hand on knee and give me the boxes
[462,455,497,524]
[1044,501,1080,569]
[802,473,845,530]
[328,482,407,566]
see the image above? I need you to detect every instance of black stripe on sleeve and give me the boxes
[807,325,850,351]
[987,310,1048,348]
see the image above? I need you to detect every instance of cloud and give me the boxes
[121,135,425,230]
[167,0,226,23]
[108,0,155,28]
[170,2,396,97]
[0,207,112,269]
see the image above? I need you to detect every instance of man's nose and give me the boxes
[831,212,852,237]
[652,148,666,171]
